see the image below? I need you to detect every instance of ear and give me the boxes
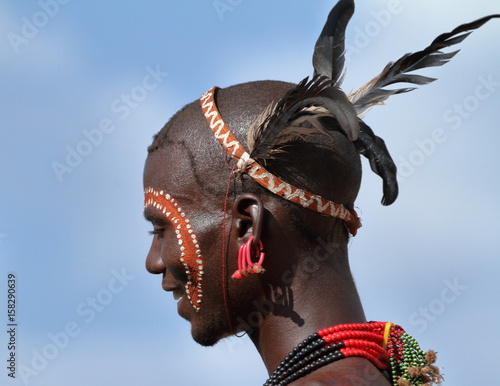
[232,193,264,244]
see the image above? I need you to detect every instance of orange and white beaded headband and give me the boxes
[199,87,361,236]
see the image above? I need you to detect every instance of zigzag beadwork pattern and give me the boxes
[200,88,248,160]
[246,164,354,221]
[144,187,204,311]
[199,87,361,236]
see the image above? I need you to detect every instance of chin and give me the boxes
[191,327,224,347]
[190,314,234,347]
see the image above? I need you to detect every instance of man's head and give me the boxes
[140,2,499,383]
[143,80,363,346]
[148,80,362,208]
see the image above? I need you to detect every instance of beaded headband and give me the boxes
[195,8,500,241]
[199,87,362,236]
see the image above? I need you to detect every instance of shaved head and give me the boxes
[148,80,362,236]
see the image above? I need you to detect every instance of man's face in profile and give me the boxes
[143,139,263,346]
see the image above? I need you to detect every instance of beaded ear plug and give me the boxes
[232,236,265,279]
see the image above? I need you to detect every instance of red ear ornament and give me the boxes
[232,236,265,280]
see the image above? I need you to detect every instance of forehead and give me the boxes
[143,144,226,233]
[143,145,199,197]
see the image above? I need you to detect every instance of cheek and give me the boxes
[197,225,264,322]
[158,229,180,265]
[191,219,223,288]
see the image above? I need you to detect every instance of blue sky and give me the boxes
[1,1,499,385]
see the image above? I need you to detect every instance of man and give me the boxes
[143,1,497,384]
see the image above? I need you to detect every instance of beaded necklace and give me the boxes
[264,322,442,386]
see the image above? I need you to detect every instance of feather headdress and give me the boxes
[246,0,499,206]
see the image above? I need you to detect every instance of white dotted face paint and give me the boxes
[144,187,204,311]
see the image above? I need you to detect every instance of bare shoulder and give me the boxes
[288,358,392,386]
[289,374,390,386]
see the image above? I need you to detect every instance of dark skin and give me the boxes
[141,0,500,382]
[143,82,391,384]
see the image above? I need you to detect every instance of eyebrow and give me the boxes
[143,208,167,225]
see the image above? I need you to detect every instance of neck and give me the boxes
[248,253,366,375]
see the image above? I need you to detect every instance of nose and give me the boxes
[145,239,165,274]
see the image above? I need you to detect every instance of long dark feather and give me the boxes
[246,102,276,154]
[247,76,360,161]
[350,14,500,115]
[312,0,354,86]
[354,121,398,206]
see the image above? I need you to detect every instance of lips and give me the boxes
[162,283,190,321]
[160,267,192,320]
[162,277,185,301]
[172,288,183,300]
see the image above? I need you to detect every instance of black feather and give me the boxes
[354,121,398,206]
[350,14,500,115]
[248,76,360,162]
[312,0,354,86]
